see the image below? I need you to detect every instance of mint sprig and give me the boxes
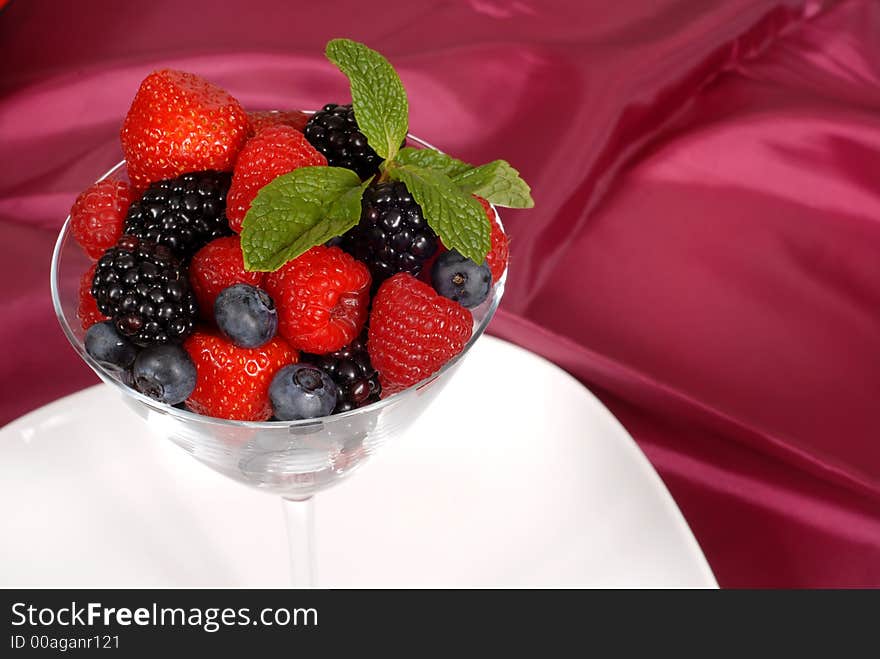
[387,162,490,264]
[326,39,408,162]
[397,147,534,209]
[241,167,366,272]
[452,160,534,209]
[395,146,472,178]
[241,38,533,273]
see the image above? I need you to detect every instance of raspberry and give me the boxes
[189,236,264,321]
[476,196,509,282]
[368,273,472,396]
[123,171,232,259]
[91,235,198,346]
[77,263,108,330]
[303,103,382,180]
[340,181,439,285]
[246,110,310,136]
[184,331,297,421]
[226,125,327,233]
[70,178,133,259]
[264,246,371,354]
[303,332,381,413]
[121,70,248,190]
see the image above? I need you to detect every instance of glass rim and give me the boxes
[50,132,506,429]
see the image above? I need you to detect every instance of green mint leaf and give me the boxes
[326,38,408,162]
[388,163,490,263]
[396,146,473,177]
[398,147,534,209]
[451,159,534,208]
[241,166,365,272]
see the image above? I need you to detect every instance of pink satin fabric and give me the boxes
[2,0,879,586]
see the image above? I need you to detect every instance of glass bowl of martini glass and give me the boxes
[50,135,506,586]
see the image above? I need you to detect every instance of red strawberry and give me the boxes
[189,236,264,321]
[77,263,108,330]
[475,196,509,281]
[368,273,472,396]
[264,246,371,354]
[121,69,248,190]
[184,331,297,421]
[246,110,310,136]
[226,125,327,232]
[70,178,132,259]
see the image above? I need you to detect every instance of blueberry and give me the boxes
[214,283,278,348]
[84,321,138,374]
[431,250,492,308]
[269,364,338,421]
[132,344,197,405]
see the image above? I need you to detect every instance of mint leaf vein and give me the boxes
[326,39,408,162]
[240,166,366,272]
[388,162,490,263]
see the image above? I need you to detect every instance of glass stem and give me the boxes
[282,496,316,587]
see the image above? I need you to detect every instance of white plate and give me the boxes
[0,337,715,587]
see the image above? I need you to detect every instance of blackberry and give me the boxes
[91,235,198,346]
[123,171,232,259]
[340,181,439,284]
[303,104,383,180]
[304,334,380,413]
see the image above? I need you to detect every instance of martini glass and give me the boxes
[50,135,505,586]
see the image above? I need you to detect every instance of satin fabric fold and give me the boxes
[1,0,878,586]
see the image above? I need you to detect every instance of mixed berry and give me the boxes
[122,170,233,258]
[90,235,199,346]
[303,103,384,180]
[340,180,439,286]
[70,38,530,422]
[431,250,492,309]
[269,364,339,421]
[304,332,381,413]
